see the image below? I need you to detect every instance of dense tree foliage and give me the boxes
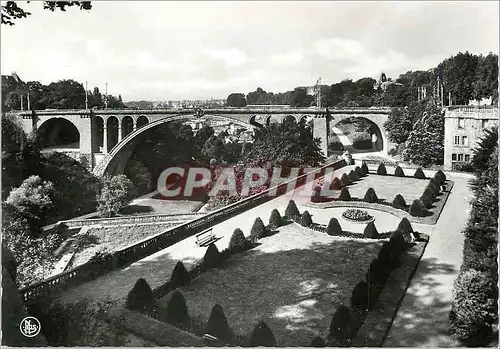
[97,175,134,218]
[243,118,324,167]
[1,1,91,26]
[402,98,444,166]
[1,76,125,111]
[226,93,246,107]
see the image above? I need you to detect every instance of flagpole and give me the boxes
[85,81,88,110]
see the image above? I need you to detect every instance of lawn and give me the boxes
[340,174,427,204]
[68,223,178,269]
[121,198,205,216]
[158,224,382,346]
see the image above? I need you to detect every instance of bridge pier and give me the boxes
[103,124,108,154]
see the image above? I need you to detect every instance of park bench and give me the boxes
[196,228,217,247]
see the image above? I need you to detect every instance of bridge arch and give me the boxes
[37,117,80,149]
[329,115,388,154]
[93,114,258,177]
[135,115,150,128]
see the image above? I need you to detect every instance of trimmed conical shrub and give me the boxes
[349,170,359,182]
[311,185,323,203]
[434,170,446,183]
[249,321,277,347]
[351,280,371,310]
[414,167,426,179]
[329,305,351,343]
[392,194,407,210]
[364,187,378,203]
[203,243,223,269]
[355,166,363,177]
[331,177,342,190]
[166,290,189,326]
[205,304,231,342]
[269,209,283,229]
[311,336,326,347]
[376,163,387,175]
[340,173,351,187]
[426,182,439,197]
[126,278,153,311]
[300,211,313,227]
[249,217,267,240]
[396,217,414,234]
[338,187,351,201]
[327,218,342,236]
[394,166,405,177]
[419,194,432,208]
[361,162,369,175]
[171,261,191,287]
[409,199,427,217]
[285,200,300,219]
[228,228,248,252]
[363,222,379,238]
[389,230,409,255]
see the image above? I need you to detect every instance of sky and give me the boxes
[1,1,498,101]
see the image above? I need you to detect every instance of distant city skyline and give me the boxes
[1,1,498,101]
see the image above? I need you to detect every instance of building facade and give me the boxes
[444,106,498,171]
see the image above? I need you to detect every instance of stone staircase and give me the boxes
[50,226,91,277]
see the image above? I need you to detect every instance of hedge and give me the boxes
[419,194,433,208]
[351,280,374,310]
[392,194,407,210]
[376,163,387,175]
[126,278,153,311]
[349,170,359,182]
[450,269,498,344]
[354,166,363,177]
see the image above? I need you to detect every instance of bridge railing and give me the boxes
[19,159,347,304]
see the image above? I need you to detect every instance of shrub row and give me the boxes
[310,166,368,203]
[370,162,429,180]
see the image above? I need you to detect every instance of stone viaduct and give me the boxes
[11,107,391,176]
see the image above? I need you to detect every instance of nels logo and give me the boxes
[20,317,41,337]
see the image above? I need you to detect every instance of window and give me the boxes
[465,154,470,162]
[452,154,457,161]
[454,136,460,145]
[458,154,464,161]
[458,118,464,128]
[462,136,468,146]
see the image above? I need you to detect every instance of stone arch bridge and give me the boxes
[12,107,391,176]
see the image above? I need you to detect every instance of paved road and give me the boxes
[383,173,472,347]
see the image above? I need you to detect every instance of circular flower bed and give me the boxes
[342,209,374,223]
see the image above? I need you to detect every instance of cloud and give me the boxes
[314,38,365,60]
[204,47,248,68]
[267,49,305,66]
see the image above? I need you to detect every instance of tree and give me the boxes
[165,291,189,327]
[385,107,413,144]
[2,1,92,25]
[195,125,215,152]
[97,175,134,218]
[124,159,151,196]
[244,120,324,168]
[438,52,480,105]
[6,175,54,231]
[205,304,232,342]
[247,87,270,105]
[290,87,314,107]
[202,135,226,163]
[226,93,246,107]
[403,98,444,166]
[90,87,103,108]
